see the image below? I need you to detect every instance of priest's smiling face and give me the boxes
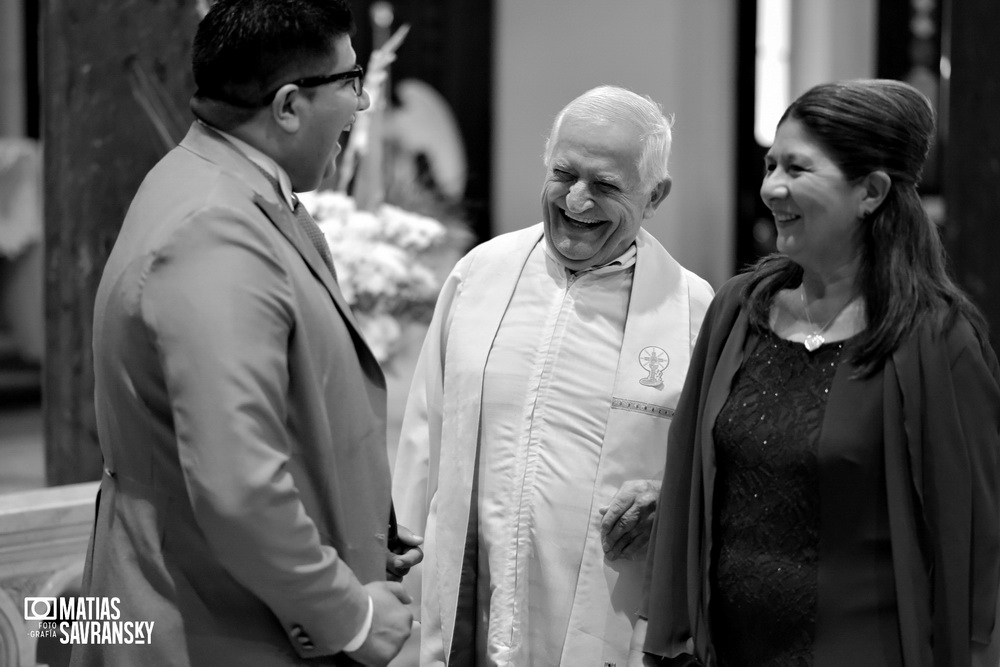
[542,114,669,271]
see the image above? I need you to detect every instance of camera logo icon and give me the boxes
[24,597,57,621]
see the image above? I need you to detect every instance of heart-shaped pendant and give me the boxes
[804,333,824,352]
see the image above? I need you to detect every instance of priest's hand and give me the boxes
[386,524,424,582]
[599,479,660,560]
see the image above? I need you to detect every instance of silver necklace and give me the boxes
[800,290,854,352]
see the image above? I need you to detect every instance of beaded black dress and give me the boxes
[708,330,903,667]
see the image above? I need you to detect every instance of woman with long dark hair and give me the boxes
[630,79,1000,666]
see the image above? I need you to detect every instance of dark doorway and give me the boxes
[347,0,493,244]
[733,0,775,274]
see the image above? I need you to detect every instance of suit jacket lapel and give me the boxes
[252,193,366,335]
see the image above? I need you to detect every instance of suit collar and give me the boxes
[203,122,297,210]
[180,122,282,208]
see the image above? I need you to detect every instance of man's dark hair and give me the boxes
[192,0,355,108]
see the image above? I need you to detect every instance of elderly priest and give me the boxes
[392,85,715,666]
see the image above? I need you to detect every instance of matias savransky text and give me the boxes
[24,596,154,645]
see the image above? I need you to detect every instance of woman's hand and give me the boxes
[628,618,651,667]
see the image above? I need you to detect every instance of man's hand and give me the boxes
[386,524,424,582]
[599,479,660,561]
[346,581,414,666]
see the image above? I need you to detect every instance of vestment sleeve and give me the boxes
[391,252,468,607]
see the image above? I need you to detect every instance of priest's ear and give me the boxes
[642,178,672,219]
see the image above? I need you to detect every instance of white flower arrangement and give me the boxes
[294,23,473,368]
[298,189,448,366]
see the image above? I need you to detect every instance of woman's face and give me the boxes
[760,118,868,273]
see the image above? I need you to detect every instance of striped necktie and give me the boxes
[292,196,339,281]
[253,164,339,281]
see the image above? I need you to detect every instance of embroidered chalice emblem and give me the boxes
[638,346,668,388]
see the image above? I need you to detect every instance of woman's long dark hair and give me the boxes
[744,79,988,376]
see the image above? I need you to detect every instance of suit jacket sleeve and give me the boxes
[141,204,370,655]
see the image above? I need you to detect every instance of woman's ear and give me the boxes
[270,84,302,133]
[859,170,891,218]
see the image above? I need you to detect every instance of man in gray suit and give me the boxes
[72,1,419,664]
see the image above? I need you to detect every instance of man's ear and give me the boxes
[270,84,302,134]
[643,177,672,219]
[859,170,891,218]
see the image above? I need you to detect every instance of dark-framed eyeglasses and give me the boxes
[260,64,365,105]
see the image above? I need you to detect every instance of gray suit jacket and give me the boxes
[72,122,391,666]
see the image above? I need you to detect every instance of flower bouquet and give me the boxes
[298,190,449,367]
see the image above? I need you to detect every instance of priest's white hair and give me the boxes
[543,85,674,189]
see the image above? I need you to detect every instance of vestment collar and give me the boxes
[541,236,638,276]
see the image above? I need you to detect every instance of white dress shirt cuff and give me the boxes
[342,595,373,653]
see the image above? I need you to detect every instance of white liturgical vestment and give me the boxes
[393,223,714,667]
[478,242,634,666]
